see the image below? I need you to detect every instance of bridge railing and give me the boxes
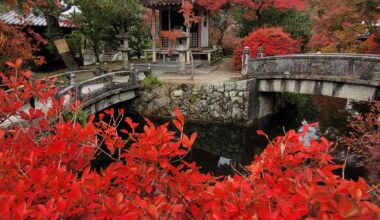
[57,70,138,103]
[45,68,103,89]
[241,46,380,81]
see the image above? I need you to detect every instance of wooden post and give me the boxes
[152,9,157,63]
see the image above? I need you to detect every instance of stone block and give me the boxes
[224,82,236,91]
[173,90,183,97]
[229,91,237,97]
[214,83,224,93]
[213,91,223,99]
[236,80,247,91]
[204,85,213,93]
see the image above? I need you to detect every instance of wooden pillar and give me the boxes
[152,9,157,63]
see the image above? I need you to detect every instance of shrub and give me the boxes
[344,101,380,185]
[365,33,380,54]
[0,60,379,219]
[232,27,301,70]
[142,75,164,86]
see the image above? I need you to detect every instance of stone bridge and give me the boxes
[241,50,380,120]
[56,69,139,115]
[2,69,139,127]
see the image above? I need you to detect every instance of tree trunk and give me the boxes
[44,12,79,70]
[186,26,191,64]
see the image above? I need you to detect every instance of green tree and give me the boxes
[73,0,147,61]
[128,24,151,59]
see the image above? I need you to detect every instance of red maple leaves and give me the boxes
[198,0,307,12]
[0,61,379,219]
[233,27,301,69]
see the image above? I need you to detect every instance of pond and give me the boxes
[102,94,370,180]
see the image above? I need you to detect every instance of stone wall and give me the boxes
[127,80,252,123]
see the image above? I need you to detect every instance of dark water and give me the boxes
[105,94,370,179]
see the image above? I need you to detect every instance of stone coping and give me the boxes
[251,54,380,61]
[254,74,380,87]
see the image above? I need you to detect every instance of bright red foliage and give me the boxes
[366,33,380,54]
[233,27,301,70]
[0,21,47,66]
[0,61,379,219]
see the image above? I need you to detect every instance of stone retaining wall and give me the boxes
[127,80,252,123]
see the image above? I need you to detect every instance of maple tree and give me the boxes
[161,29,186,57]
[0,59,379,218]
[308,0,380,52]
[0,21,47,67]
[179,0,201,80]
[232,27,301,70]
[198,0,307,27]
[5,0,79,69]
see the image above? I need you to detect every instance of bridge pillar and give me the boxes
[246,79,287,122]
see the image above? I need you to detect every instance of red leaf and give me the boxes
[104,108,114,116]
[5,61,15,68]
[147,204,158,220]
[172,119,183,133]
[256,130,266,136]
[15,58,22,68]
[173,107,184,124]
[189,132,197,146]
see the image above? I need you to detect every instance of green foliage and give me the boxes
[73,0,147,60]
[64,108,88,127]
[142,75,164,86]
[127,23,151,59]
[0,2,9,13]
[283,93,319,121]
[235,6,312,45]
[65,30,84,57]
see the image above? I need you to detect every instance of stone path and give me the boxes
[156,58,241,85]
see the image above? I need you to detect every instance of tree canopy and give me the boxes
[73,0,149,60]
[308,0,380,53]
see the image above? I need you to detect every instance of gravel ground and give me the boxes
[156,58,241,85]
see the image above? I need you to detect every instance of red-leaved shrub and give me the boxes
[366,33,380,54]
[232,27,301,70]
[345,101,380,186]
[0,60,379,219]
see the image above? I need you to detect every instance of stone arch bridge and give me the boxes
[240,51,380,120]
[55,69,139,116]
[2,69,139,127]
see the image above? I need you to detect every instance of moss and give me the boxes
[64,109,87,127]
[141,75,165,86]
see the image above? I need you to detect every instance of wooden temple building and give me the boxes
[140,0,220,64]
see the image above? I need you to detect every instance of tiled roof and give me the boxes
[0,10,75,28]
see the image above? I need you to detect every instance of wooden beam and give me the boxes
[152,9,157,63]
